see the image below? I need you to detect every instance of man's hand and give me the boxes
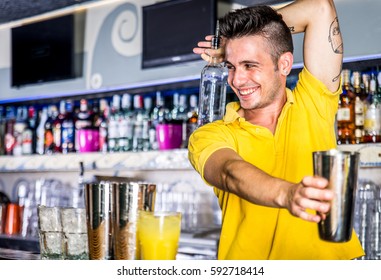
[286,176,334,223]
[193,35,225,63]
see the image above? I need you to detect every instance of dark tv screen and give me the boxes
[11,14,79,87]
[142,0,216,69]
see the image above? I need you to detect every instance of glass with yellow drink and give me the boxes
[138,211,181,260]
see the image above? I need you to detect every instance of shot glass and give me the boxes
[137,211,181,260]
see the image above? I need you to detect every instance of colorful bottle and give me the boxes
[44,105,58,154]
[53,100,66,153]
[75,99,93,152]
[22,105,38,155]
[97,98,109,153]
[61,100,76,154]
[337,69,355,144]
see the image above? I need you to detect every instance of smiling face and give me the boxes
[225,35,290,112]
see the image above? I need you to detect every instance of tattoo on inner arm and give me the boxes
[328,17,343,83]
[328,17,343,54]
[332,68,341,83]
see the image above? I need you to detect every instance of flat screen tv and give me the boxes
[11,14,81,87]
[142,0,216,69]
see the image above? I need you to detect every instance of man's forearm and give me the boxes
[204,148,293,209]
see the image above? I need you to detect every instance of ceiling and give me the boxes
[0,0,288,25]
[0,0,95,24]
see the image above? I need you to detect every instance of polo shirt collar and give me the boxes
[223,88,294,124]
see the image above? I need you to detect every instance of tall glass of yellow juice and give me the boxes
[138,211,181,260]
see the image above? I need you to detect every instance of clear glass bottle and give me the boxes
[151,91,170,127]
[132,94,145,152]
[119,93,134,152]
[108,94,121,152]
[363,72,381,143]
[36,107,48,155]
[197,20,228,127]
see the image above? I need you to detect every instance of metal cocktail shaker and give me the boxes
[313,149,360,242]
[113,182,156,260]
[84,182,114,260]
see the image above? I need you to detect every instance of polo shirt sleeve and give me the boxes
[294,67,341,125]
[188,121,237,185]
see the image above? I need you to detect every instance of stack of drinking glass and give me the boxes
[354,179,381,260]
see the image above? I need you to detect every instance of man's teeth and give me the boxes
[240,88,256,95]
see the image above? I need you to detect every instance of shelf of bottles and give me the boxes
[337,67,381,145]
[0,88,202,159]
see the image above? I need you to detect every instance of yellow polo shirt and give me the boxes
[188,67,364,260]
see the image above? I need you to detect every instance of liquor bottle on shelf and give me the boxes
[363,72,381,143]
[97,98,109,153]
[337,69,355,145]
[142,96,153,151]
[108,94,121,152]
[22,105,38,155]
[52,100,66,153]
[75,99,93,152]
[36,107,48,155]
[184,94,199,148]
[61,100,76,154]
[119,93,134,152]
[151,91,170,126]
[5,106,17,155]
[170,93,187,121]
[197,20,228,127]
[13,106,28,156]
[44,105,58,154]
[353,71,365,144]
[132,94,145,152]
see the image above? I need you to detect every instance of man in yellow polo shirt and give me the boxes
[189,0,364,259]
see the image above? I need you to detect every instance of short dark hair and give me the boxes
[219,6,293,66]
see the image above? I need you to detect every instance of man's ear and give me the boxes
[278,52,293,75]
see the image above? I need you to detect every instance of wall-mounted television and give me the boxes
[11,14,83,87]
[142,0,216,69]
